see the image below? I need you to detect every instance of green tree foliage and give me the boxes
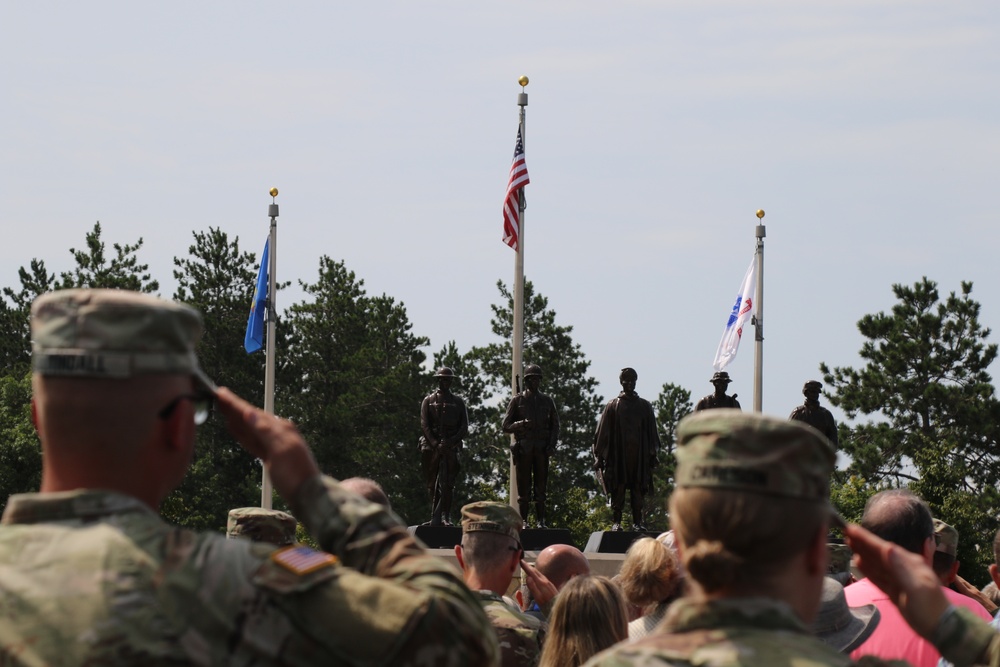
[0,260,55,373]
[821,278,1000,585]
[0,223,160,514]
[449,280,604,546]
[645,383,693,531]
[160,228,263,530]
[283,257,429,524]
[57,222,159,293]
[0,371,41,511]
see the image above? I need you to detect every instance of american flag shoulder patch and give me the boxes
[271,545,339,575]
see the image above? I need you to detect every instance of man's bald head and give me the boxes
[340,477,390,509]
[861,489,934,555]
[535,544,590,590]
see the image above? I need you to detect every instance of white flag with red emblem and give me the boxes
[712,256,757,371]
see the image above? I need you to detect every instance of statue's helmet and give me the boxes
[620,367,638,382]
[524,364,543,378]
[803,380,822,394]
[711,371,732,384]
[434,367,457,379]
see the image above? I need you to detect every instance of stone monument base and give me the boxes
[584,530,660,554]
[409,525,575,551]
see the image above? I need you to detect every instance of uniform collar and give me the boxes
[1,489,156,525]
[663,596,809,635]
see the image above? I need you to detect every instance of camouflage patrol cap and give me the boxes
[461,501,522,543]
[227,507,298,546]
[804,380,823,392]
[30,289,216,393]
[933,518,959,557]
[675,410,836,503]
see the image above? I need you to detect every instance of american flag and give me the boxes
[502,127,530,251]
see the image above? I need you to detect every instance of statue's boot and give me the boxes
[611,509,623,532]
[430,511,442,527]
[631,497,645,532]
[518,501,531,529]
[535,502,548,530]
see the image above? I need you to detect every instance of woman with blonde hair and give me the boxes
[618,535,684,640]
[539,575,628,667]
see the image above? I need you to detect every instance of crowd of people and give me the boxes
[4,287,1000,667]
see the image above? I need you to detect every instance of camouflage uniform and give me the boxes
[461,501,546,667]
[585,597,905,667]
[585,411,893,667]
[227,506,298,545]
[476,590,546,667]
[0,476,499,666]
[4,289,499,666]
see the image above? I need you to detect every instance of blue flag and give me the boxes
[244,237,269,353]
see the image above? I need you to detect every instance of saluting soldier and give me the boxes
[0,289,497,666]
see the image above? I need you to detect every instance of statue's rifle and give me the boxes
[433,395,448,512]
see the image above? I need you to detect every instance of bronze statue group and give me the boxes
[419,364,839,531]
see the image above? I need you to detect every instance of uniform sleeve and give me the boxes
[420,396,436,446]
[502,397,520,434]
[932,605,1000,667]
[290,474,500,665]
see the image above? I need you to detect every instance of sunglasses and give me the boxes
[158,391,215,426]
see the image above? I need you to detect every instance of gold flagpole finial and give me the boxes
[756,209,765,219]
[269,187,279,201]
[518,75,529,88]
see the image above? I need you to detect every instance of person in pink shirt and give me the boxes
[844,489,991,667]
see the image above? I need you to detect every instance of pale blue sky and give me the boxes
[3,1,998,424]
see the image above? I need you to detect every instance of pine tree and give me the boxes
[821,278,1000,584]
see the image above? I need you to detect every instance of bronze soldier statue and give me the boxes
[789,380,839,447]
[502,364,560,529]
[420,367,469,526]
[593,368,661,532]
[694,371,741,411]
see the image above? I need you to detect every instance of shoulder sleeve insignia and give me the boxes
[270,545,339,575]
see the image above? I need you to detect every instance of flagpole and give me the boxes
[509,76,528,512]
[752,209,765,413]
[261,188,279,509]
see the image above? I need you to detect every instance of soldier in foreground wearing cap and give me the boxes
[586,410,902,667]
[790,380,839,447]
[227,506,298,546]
[420,367,469,526]
[503,363,560,528]
[594,367,661,532]
[2,289,497,665]
[693,371,741,411]
[455,501,550,667]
